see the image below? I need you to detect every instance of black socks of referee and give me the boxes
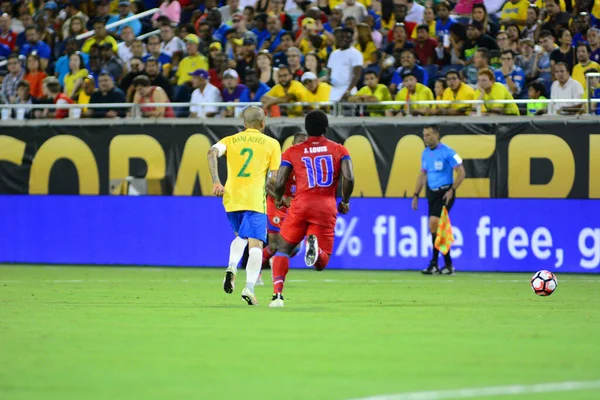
[431,232,452,266]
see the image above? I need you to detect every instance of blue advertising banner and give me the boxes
[0,196,598,273]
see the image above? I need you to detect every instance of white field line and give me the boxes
[1,279,600,284]
[347,380,600,400]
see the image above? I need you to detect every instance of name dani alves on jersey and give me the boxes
[232,135,267,145]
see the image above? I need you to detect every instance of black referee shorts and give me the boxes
[427,185,455,217]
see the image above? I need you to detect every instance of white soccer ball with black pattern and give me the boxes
[531,270,558,296]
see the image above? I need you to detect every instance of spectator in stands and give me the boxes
[252,13,270,49]
[173,33,208,104]
[117,25,136,68]
[82,20,118,54]
[286,46,304,80]
[505,23,520,52]
[414,24,437,66]
[516,39,536,83]
[404,0,425,24]
[542,0,571,36]
[61,1,88,40]
[38,4,57,52]
[0,12,16,51]
[389,4,415,39]
[100,43,125,82]
[526,80,547,115]
[572,43,600,90]
[324,8,343,33]
[152,0,181,26]
[304,51,328,82]
[521,5,541,43]
[365,15,382,49]
[551,28,575,73]
[77,77,95,111]
[88,56,102,86]
[328,27,363,101]
[273,31,294,66]
[390,49,427,94]
[87,71,126,118]
[296,17,332,59]
[471,4,498,37]
[302,71,332,106]
[120,56,144,100]
[387,69,433,116]
[499,0,528,29]
[87,0,111,30]
[261,66,307,117]
[464,47,491,86]
[144,34,171,77]
[255,50,277,87]
[160,22,185,66]
[107,0,142,37]
[10,80,32,119]
[532,30,555,89]
[20,25,51,70]
[434,1,456,39]
[144,56,172,99]
[23,52,46,99]
[206,8,229,43]
[549,62,584,115]
[236,36,257,81]
[131,75,174,118]
[383,23,414,57]
[572,12,590,46]
[348,69,390,116]
[218,0,240,25]
[189,68,222,118]
[433,77,447,102]
[589,28,600,63]
[1,54,23,103]
[262,14,285,53]
[63,52,88,99]
[336,0,367,23]
[461,21,496,72]
[354,23,376,66]
[14,13,33,53]
[39,76,73,119]
[240,68,270,103]
[476,68,519,115]
[222,68,247,117]
[495,50,526,97]
[436,69,475,115]
[209,51,229,90]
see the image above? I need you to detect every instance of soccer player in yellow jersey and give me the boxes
[476,68,520,115]
[436,70,476,115]
[207,106,282,306]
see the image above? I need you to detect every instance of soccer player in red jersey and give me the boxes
[262,132,308,269]
[269,110,355,308]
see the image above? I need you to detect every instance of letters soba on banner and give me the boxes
[0,121,598,198]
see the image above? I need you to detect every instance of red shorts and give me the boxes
[266,198,287,233]
[279,207,335,255]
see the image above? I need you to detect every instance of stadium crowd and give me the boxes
[1,0,600,118]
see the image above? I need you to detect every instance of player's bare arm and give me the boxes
[207,147,225,197]
[274,164,292,207]
[412,169,427,211]
[443,164,466,205]
[338,158,354,214]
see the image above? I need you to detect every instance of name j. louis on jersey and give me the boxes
[304,146,328,154]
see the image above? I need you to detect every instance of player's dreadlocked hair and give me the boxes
[305,109,329,137]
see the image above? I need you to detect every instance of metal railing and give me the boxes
[75,8,159,41]
[1,99,599,121]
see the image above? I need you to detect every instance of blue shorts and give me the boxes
[227,211,267,243]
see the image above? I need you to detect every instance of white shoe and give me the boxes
[241,287,259,306]
[305,235,319,267]
[223,265,237,294]
[269,293,284,308]
[256,273,264,286]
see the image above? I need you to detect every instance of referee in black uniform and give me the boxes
[412,125,466,275]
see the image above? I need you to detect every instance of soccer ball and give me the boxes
[531,270,558,296]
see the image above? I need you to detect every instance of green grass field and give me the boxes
[1,265,599,400]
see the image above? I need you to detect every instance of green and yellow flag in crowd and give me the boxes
[435,206,454,255]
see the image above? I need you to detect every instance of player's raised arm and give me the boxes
[338,156,354,214]
[207,140,226,197]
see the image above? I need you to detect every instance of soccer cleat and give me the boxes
[440,265,455,275]
[305,235,319,267]
[421,260,439,275]
[256,273,264,286]
[241,287,259,305]
[223,266,236,294]
[269,293,284,308]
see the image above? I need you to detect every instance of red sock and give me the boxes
[314,250,330,271]
[272,253,290,294]
[262,247,275,267]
